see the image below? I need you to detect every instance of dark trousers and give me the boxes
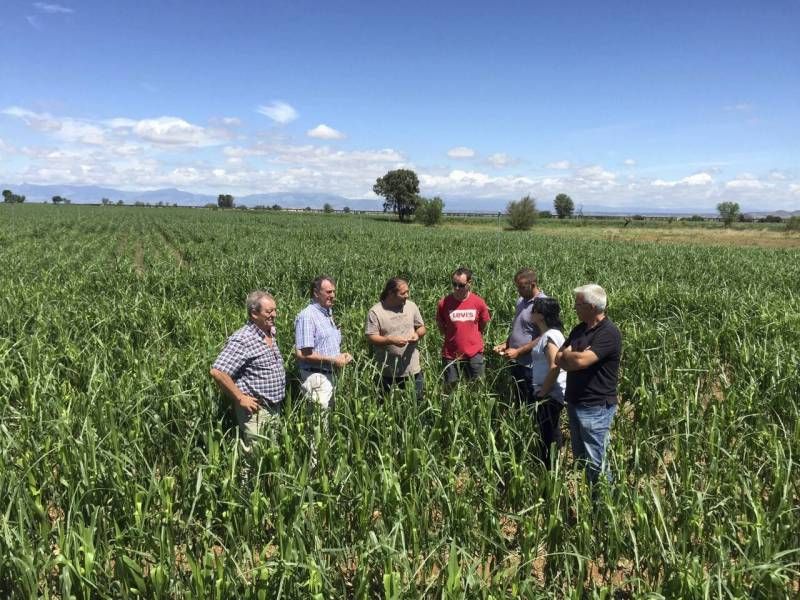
[442,353,485,385]
[534,395,565,467]
[510,363,533,405]
[380,372,424,402]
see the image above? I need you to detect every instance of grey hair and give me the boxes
[246,290,274,317]
[573,283,607,311]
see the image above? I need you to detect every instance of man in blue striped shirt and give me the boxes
[294,275,353,410]
[210,290,286,449]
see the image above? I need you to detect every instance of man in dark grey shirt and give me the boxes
[493,268,546,404]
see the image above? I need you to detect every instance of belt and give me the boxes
[300,366,333,375]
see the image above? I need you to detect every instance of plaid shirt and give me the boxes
[212,322,286,406]
[294,302,341,371]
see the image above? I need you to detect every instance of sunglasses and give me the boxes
[452,282,469,289]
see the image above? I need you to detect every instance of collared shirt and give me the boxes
[294,302,342,371]
[212,321,286,406]
[507,291,546,367]
[564,317,622,406]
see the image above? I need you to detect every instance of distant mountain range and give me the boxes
[0,183,383,211]
[2,183,798,217]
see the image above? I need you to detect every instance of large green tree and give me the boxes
[217,194,235,209]
[717,201,740,227]
[554,193,574,219]
[373,169,420,221]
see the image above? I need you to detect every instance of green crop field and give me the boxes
[1,204,799,598]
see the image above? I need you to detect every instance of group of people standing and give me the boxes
[210,268,621,486]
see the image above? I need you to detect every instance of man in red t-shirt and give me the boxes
[436,267,491,391]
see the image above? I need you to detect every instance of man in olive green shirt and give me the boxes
[365,277,427,400]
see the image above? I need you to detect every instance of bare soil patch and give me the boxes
[442,222,800,249]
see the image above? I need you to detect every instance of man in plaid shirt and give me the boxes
[210,290,286,448]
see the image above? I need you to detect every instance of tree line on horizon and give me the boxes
[5,185,796,231]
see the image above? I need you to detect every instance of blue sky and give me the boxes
[1,0,798,210]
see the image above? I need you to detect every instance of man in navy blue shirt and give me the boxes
[557,284,622,487]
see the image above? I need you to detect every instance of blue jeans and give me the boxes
[567,402,617,485]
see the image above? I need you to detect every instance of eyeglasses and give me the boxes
[574,301,591,308]
[452,282,468,289]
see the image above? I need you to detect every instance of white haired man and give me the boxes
[556,284,622,487]
[210,290,286,449]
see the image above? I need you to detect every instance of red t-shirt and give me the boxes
[436,293,491,359]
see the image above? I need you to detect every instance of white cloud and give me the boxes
[725,177,769,191]
[264,144,404,167]
[34,3,74,14]
[545,160,571,169]
[134,117,203,145]
[111,143,144,157]
[3,106,61,131]
[104,117,138,129]
[5,106,799,210]
[57,120,106,145]
[256,101,298,124]
[3,106,105,144]
[681,172,714,186]
[653,172,714,187]
[486,153,516,168]
[115,116,223,147]
[307,124,345,140]
[447,146,475,159]
[420,169,535,197]
[4,107,226,148]
[576,165,616,182]
[623,158,636,167]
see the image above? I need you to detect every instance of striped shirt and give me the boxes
[294,302,342,371]
[212,322,286,406]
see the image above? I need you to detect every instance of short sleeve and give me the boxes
[295,312,315,351]
[436,298,446,326]
[544,330,565,349]
[479,299,491,324]
[413,304,424,328]
[562,325,579,350]
[365,309,380,335]
[212,338,246,376]
[590,325,621,361]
